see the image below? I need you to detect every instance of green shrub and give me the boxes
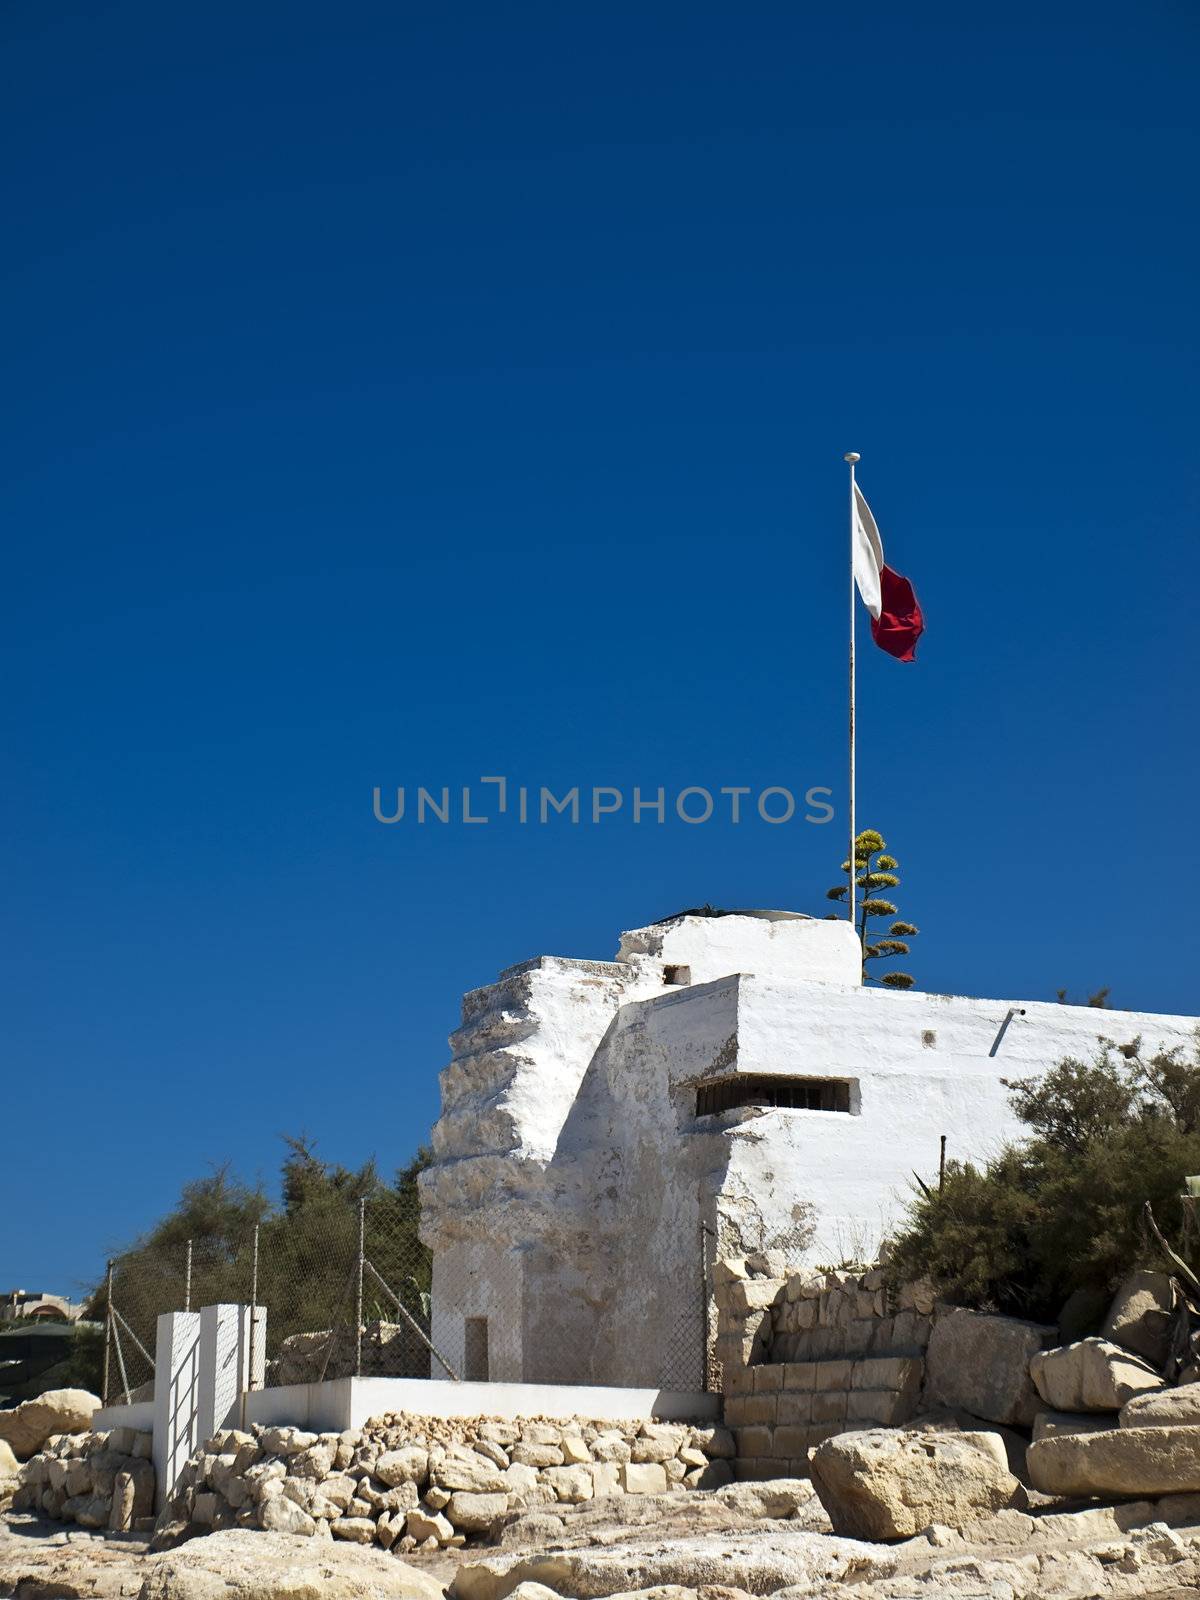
[887,1035,1200,1323]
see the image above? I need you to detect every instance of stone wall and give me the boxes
[13,1425,156,1532]
[715,1254,935,1478]
[157,1411,735,1552]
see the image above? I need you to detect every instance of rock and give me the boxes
[543,1465,592,1503]
[1056,1286,1110,1346]
[510,1443,564,1469]
[433,1455,509,1494]
[0,1439,19,1508]
[713,1479,815,1520]
[331,1516,378,1543]
[560,1436,590,1465]
[377,1446,430,1486]
[109,1471,136,1532]
[809,1427,1020,1540]
[407,1507,454,1542]
[446,1490,509,1532]
[290,1441,337,1479]
[449,1525,878,1600]
[1030,1338,1164,1413]
[139,1527,448,1600]
[0,1389,100,1458]
[1027,1424,1200,1497]
[1103,1271,1176,1367]
[1032,1410,1116,1441]
[1121,1385,1200,1429]
[923,1309,1053,1426]
[689,1426,735,1460]
[257,1427,317,1455]
[620,1462,668,1495]
[259,1492,318,1536]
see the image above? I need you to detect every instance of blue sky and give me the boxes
[3,0,1197,1291]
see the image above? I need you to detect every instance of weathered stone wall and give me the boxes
[13,1425,155,1532]
[156,1412,736,1552]
[715,1254,935,1478]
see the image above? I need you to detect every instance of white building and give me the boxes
[418,911,1197,1391]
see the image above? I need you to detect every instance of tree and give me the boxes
[887,1034,1200,1322]
[826,828,919,989]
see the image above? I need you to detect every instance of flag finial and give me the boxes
[844,452,860,464]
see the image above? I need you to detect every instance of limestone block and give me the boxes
[620,1461,668,1494]
[109,1472,136,1533]
[588,1431,632,1462]
[812,1390,847,1424]
[629,1436,678,1463]
[814,1358,853,1392]
[810,1428,1019,1540]
[544,1465,593,1502]
[751,1364,784,1392]
[846,1389,915,1426]
[739,1393,777,1426]
[473,1439,509,1469]
[288,1440,335,1481]
[1030,1338,1164,1413]
[1103,1273,1176,1367]
[431,1454,507,1493]
[688,1425,735,1459]
[1027,1425,1200,1497]
[726,1279,784,1316]
[519,1424,562,1445]
[510,1442,564,1468]
[852,1355,923,1394]
[445,1490,509,1531]
[1032,1410,1117,1442]
[783,1360,817,1390]
[503,1461,539,1495]
[407,1507,454,1542]
[925,1308,1053,1426]
[259,1492,317,1535]
[331,1516,377,1543]
[257,1427,316,1455]
[375,1446,428,1486]
[1120,1385,1200,1429]
[776,1391,811,1427]
[712,1257,749,1286]
[589,1461,622,1497]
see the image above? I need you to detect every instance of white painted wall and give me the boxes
[419,912,1200,1389]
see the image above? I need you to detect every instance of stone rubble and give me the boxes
[11,1425,156,1533]
[152,1413,736,1553]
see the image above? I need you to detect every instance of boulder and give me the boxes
[139,1528,448,1600]
[1121,1384,1200,1429]
[1027,1424,1200,1497]
[922,1309,1052,1426]
[407,1507,454,1542]
[0,1440,21,1510]
[432,1454,508,1494]
[445,1490,509,1532]
[809,1427,1020,1540]
[619,1462,668,1495]
[1030,1338,1163,1413]
[1103,1272,1176,1367]
[376,1446,430,1486]
[0,1388,100,1458]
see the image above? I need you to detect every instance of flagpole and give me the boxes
[844,451,860,935]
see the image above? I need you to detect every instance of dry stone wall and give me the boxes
[158,1412,735,1552]
[12,1425,156,1532]
[715,1253,935,1478]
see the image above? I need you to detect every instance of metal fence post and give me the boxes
[102,1261,114,1405]
[242,1224,260,1429]
[355,1197,366,1379]
[184,1238,193,1313]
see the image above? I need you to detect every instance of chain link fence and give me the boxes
[97,1194,727,1404]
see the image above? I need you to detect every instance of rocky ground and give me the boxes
[6,1477,1200,1600]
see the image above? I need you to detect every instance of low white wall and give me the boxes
[92,1399,155,1433]
[242,1376,718,1431]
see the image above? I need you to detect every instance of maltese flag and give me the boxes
[852,481,925,662]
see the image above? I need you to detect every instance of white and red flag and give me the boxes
[851,481,925,661]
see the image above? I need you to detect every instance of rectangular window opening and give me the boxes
[664,964,691,985]
[464,1316,489,1381]
[695,1074,852,1118]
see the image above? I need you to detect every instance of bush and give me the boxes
[887,1035,1200,1323]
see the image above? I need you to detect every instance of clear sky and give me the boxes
[3,1,1197,1292]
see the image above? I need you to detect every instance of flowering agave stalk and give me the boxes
[826,827,918,988]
